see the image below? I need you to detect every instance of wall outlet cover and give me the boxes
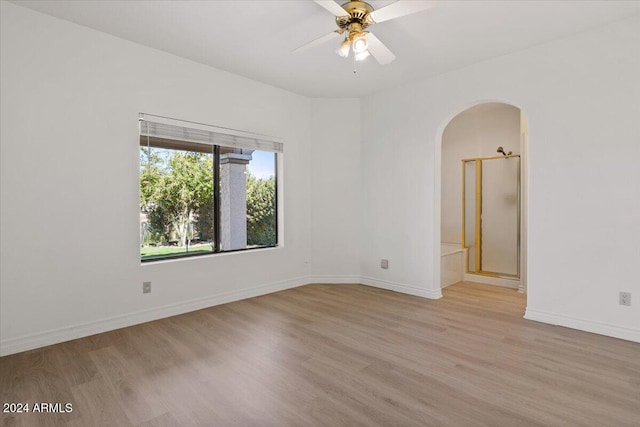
[619,292,631,306]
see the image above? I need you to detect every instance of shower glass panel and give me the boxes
[462,155,520,279]
[481,157,519,276]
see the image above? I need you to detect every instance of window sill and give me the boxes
[140,244,281,265]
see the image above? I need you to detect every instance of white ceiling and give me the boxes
[12,0,640,98]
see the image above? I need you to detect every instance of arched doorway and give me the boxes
[436,102,528,296]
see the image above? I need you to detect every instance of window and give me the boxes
[139,114,282,262]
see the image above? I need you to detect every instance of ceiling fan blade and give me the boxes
[292,30,343,54]
[370,1,435,24]
[366,33,396,65]
[314,0,349,17]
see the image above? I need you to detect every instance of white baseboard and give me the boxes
[524,308,640,343]
[0,276,307,357]
[306,274,362,284]
[360,276,442,300]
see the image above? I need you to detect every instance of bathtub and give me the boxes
[441,243,465,288]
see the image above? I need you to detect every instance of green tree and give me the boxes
[246,172,276,246]
[140,148,213,247]
[140,148,170,243]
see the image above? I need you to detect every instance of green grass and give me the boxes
[141,244,214,260]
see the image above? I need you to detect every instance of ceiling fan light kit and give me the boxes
[336,38,351,57]
[351,33,369,53]
[296,0,434,66]
[354,50,370,61]
[336,29,369,60]
[332,0,377,63]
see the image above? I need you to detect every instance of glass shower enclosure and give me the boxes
[462,155,520,279]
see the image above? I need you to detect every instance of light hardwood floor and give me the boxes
[1,282,639,426]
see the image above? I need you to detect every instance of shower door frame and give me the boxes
[461,154,521,279]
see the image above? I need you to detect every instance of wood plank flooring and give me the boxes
[1,282,639,426]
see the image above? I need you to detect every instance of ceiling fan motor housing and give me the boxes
[336,1,375,29]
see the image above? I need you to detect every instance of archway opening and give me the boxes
[437,102,528,299]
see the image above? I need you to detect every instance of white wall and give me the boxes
[361,15,640,341]
[359,93,443,299]
[310,99,362,282]
[0,2,319,355]
[441,103,521,275]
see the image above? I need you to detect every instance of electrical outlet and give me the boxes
[143,281,151,294]
[619,292,631,306]
[381,259,389,269]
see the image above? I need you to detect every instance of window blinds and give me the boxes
[139,113,283,153]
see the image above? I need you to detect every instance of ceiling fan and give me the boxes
[293,1,435,65]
